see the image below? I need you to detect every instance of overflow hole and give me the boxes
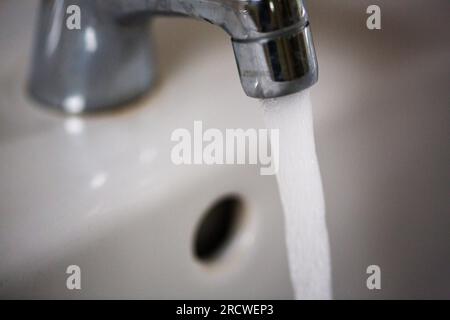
[193,195,244,263]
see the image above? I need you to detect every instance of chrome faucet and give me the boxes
[29,0,318,113]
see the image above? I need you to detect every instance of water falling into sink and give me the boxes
[262,90,332,299]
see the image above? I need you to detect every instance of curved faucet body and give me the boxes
[29,0,318,113]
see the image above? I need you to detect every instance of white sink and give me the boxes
[1,0,449,299]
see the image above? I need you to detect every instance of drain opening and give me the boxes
[194,195,243,263]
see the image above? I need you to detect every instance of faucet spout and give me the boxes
[29,0,318,113]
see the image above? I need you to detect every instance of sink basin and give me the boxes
[1,0,449,299]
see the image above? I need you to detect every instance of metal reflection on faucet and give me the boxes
[84,27,98,53]
[45,1,64,57]
[63,95,85,114]
[29,0,318,113]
